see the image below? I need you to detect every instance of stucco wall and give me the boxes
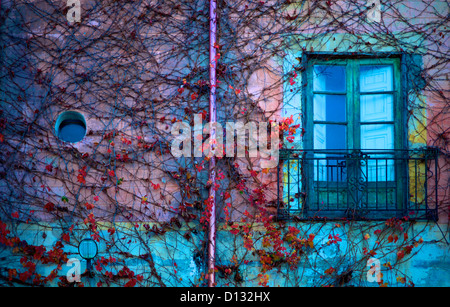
[0,0,448,287]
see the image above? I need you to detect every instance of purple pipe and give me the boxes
[207,0,217,287]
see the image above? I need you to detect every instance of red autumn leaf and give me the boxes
[19,271,32,282]
[8,269,17,281]
[223,192,231,200]
[44,202,55,212]
[324,267,335,275]
[85,202,94,210]
[150,181,160,190]
[62,233,70,242]
[91,232,100,242]
[77,174,86,184]
[201,110,207,120]
[229,224,239,235]
[124,279,137,287]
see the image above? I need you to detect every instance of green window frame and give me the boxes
[278,53,439,221]
[301,56,406,219]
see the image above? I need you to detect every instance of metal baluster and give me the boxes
[288,158,291,214]
[385,158,388,210]
[297,157,300,212]
[327,158,330,210]
[375,158,378,211]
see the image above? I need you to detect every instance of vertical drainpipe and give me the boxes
[208,0,217,287]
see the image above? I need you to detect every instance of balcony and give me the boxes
[277,148,439,220]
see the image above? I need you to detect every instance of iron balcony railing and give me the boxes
[277,148,439,220]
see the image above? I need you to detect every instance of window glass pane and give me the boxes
[361,124,394,150]
[314,94,346,122]
[361,124,395,182]
[314,156,347,182]
[360,94,393,122]
[314,124,346,181]
[313,65,346,92]
[360,65,393,92]
[314,124,346,150]
[314,157,347,182]
[363,159,395,182]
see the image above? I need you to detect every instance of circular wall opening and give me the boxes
[55,111,86,143]
[78,238,98,260]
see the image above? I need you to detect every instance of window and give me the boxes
[278,55,438,220]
